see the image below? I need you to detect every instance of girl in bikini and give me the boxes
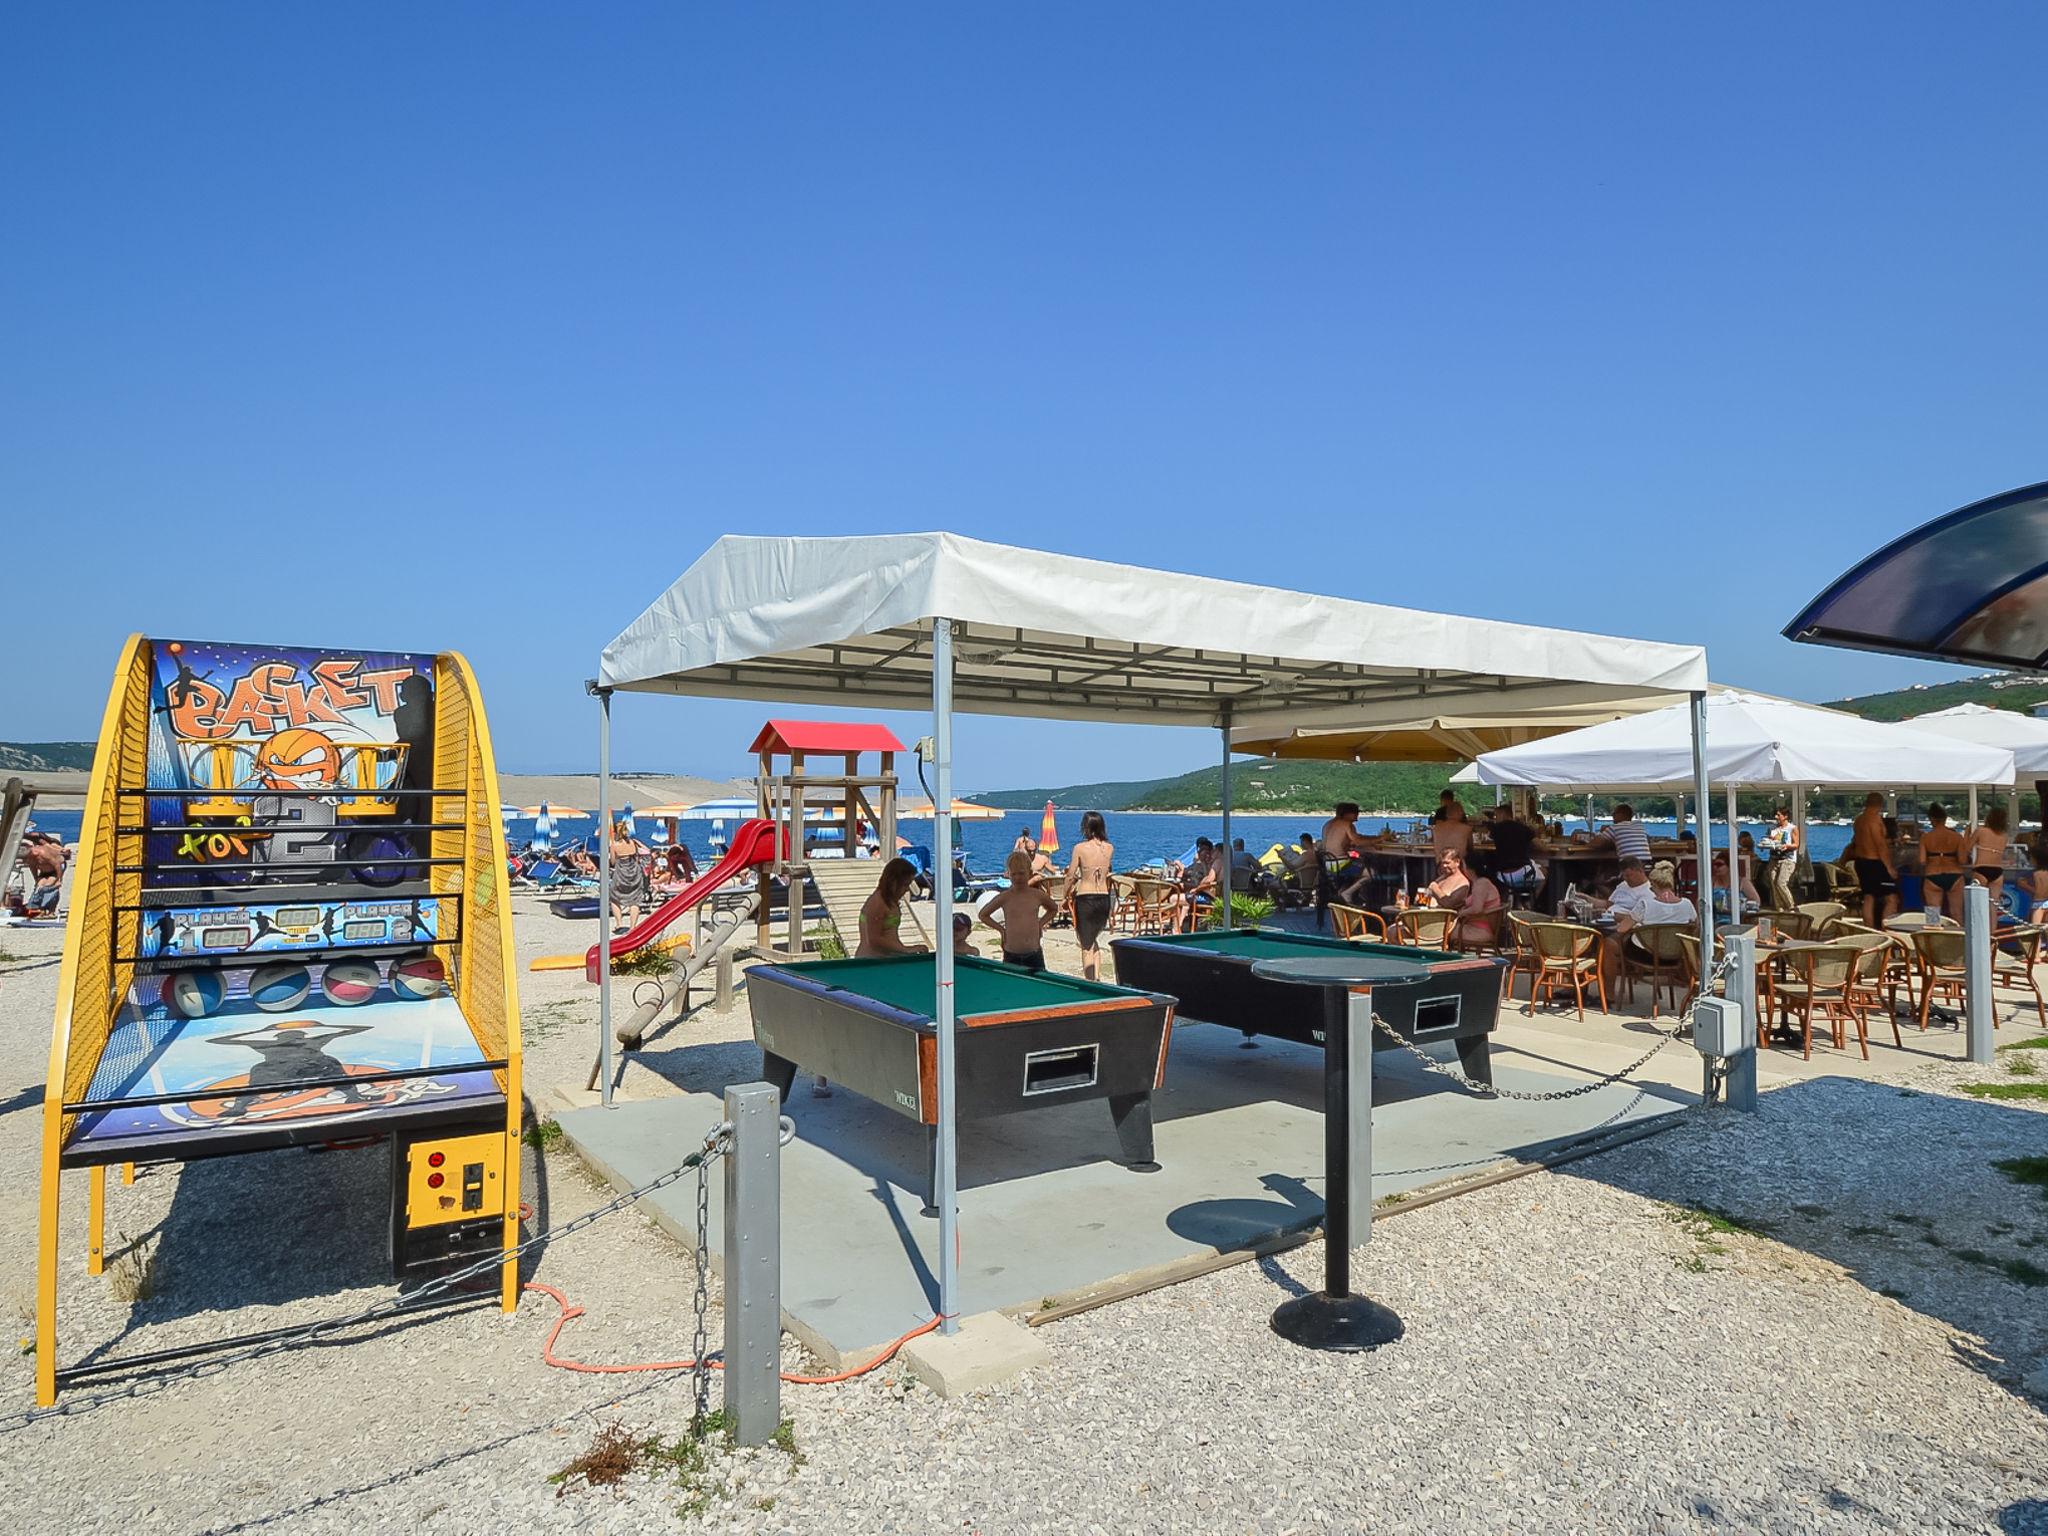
[1065,810,1116,981]
[857,857,928,958]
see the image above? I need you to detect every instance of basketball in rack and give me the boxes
[174,735,409,819]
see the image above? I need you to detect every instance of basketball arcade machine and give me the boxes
[35,636,522,1404]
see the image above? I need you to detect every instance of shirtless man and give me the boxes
[1320,802,1369,904]
[1846,792,1895,928]
[982,851,1059,969]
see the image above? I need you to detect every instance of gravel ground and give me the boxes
[1,893,2045,1534]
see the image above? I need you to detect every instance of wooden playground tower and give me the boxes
[750,720,905,958]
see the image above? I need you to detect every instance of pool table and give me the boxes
[746,954,1177,1212]
[1109,929,1502,1085]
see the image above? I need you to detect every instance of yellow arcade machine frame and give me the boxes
[34,637,523,1405]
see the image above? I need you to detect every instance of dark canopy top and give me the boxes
[1784,480,2048,670]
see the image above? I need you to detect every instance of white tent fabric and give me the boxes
[1906,702,2048,777]
[600,533,1709,727]
[1461,690,2015,791]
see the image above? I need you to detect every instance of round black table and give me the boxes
[1250,952,1429,1352]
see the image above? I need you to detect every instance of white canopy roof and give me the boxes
[1906,702,2048,777]
[1457,690,2015,791]
[599,533,1709,729]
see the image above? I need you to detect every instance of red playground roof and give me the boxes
[749,719,908,756]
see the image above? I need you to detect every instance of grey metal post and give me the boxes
[597,686,615,1108]
[1344,988,1374,1234]
[1219,709,1233,927]
[1688,692,1715,1103]
[1724,928,1759,1112]
[930,617,959,1334]
[722,1082,781,1445]
[1964,882,1995,1065]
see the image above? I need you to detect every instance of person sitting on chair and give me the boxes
[1320,803,1371,904]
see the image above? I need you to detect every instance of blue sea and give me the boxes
[20,807,1856,869]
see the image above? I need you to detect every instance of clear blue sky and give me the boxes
[7,5,2045,789]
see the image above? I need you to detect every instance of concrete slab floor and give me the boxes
[554,1018,1697,1367]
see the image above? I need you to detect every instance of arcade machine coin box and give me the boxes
[394,1130,507,1274]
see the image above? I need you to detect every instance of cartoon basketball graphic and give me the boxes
[161,969,226,1019]
[389,952,449,1001]
[256,727,342,792]
[319,959,382,1006]
[247,961,312,1011]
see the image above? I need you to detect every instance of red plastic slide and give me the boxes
[584,818,781,982]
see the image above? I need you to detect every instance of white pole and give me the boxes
[1969,784,1980,835]
[1794,785,1808,902]
[1725,783,1740,921]
[597,688,614,1108]
[931,618,959,1335]
[1689,693,1715,1096]
[1219,710,1233,927]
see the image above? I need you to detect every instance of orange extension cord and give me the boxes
[522,1281,940,1384]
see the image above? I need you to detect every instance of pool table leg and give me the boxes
[1108,1093,1161,1172]
[761,1050,799,1103]
[1456,1036,1493,1087]
[922,1124,940,1219]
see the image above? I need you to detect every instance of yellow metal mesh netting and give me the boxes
[61,639,154,1130]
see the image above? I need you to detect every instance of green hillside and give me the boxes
[1828,674,2048,722]
[971,778,1170,810]
[976,760,1484,815]
[0,741,96,773]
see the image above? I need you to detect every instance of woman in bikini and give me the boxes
[857,857,929,958]
[1064,810,1116,981]
[1918,804,1966,919]
[1969,806,2010,916]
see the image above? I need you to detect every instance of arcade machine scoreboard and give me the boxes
[35,636,524,1404]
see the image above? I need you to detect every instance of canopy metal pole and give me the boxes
[1688,693,1715,1100]
[1725,783,1740,921]
[597,687,615,1108]
[1219,708,1233,927]
[931,617,959,1335]
[1968,784,1980,833]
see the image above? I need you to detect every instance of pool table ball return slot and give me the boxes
[745,954,1177,1215]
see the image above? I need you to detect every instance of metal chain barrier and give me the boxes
[691,1129,715,1428]
[1371,949,1743,1103]
[3,1116,797,1432]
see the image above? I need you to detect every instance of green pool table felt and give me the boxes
[775,953,1146,1021]
[1131,929,1423,965]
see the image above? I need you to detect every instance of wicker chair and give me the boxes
[1502,911,1543,1002]
[1624,923,1692,1018]
[1795,900,1846,932]
[1836,918,1918,1023]
[1912,928,1970,1033]
[1392,907,1457,951]
[1330,903,1388,943]
[1773,942,1865,1059]
[1455,905,1506,955]
[1831,929,1903,1049]
[1994,924,2048,1029]
[1755,908,1812,941]
[1528,921,1606,1019]
[1676,929,1714,1013]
